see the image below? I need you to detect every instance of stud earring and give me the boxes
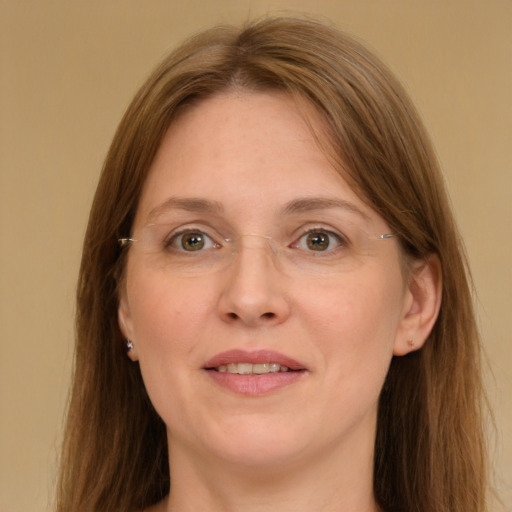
[125,339,134,352]
[407,339,415,348]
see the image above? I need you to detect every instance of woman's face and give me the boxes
[119,91,415,472]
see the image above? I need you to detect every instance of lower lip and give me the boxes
[205,370,305,396]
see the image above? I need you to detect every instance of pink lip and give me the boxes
[203,349,307,397]
[204,349,305,371]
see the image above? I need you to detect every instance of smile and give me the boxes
[204,349,306,372]
[215,363,290,374]
[204,350,307,396]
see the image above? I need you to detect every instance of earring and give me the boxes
[407,339,415,348]
[125,339,134,352]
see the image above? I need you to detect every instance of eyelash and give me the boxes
[291,228,348,253]
[164,228,219,252]
[163,226,349,254]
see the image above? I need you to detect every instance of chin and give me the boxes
[194,415,315,470]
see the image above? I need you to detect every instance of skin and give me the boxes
[119,91,441,512]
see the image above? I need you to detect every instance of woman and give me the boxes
[57,17,489,512]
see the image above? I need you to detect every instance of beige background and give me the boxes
[0,1,510,511]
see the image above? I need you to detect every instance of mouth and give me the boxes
[213,362,293,374]
[204,349,306,372]
[203,350,307,396]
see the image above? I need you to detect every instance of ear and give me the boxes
[118,293,139,361]
[393,255,442,356]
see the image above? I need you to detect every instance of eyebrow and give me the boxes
[145,195,370,223]
[280,197,370,220]
[146,197,224,222]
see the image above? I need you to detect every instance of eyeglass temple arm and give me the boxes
[118,238,135,247]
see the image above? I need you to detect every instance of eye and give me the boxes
[167,230,219,252]
[292,229,345,252]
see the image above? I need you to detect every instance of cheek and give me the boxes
[126,270,215,358]
[303,272,403,341]
[299,270,405,392]
[124,272,217,419]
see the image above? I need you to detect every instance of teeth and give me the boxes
[215,363,292,374]
[253,363,269,374]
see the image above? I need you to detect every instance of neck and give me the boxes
[162,432,379,512]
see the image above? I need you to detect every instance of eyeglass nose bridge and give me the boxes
[224,233,280,259]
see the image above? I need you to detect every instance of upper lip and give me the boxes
[204,349,306,371]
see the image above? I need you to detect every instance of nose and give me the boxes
[217,237,290,327]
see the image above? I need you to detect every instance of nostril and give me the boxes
[225,311,276,322]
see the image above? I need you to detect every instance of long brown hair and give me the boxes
[57,17,488,512]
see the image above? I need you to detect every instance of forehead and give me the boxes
[134,91,380,228]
